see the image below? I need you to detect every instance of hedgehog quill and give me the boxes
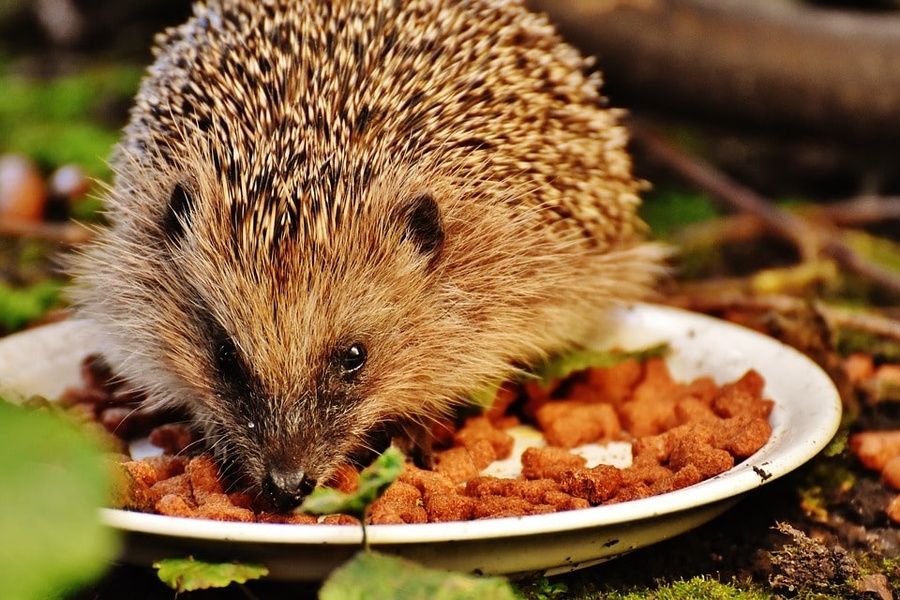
[72,0,666,509]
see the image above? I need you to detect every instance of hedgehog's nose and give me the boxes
[264,468,317,510]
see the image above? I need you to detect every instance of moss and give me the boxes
[639,189,720,240]
[595,576,770,600]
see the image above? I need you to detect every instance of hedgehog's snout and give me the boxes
[263,466,317,510]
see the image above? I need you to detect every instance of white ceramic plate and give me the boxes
[0,304,841,580]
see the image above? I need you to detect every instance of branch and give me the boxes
[0,219,94,245]
[633,125,900,298]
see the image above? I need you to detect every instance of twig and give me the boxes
[633,124,900,297]
[0,219,94,244]
[816,196,900,226]
[667,291,900,344]
[632,124,821,260]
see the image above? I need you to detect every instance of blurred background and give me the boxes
[1,0,900,336]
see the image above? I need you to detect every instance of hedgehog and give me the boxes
[72,0,666,509]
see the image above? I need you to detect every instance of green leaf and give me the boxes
[533,343,669,387]
[0,400,118,600]
[299,447,405,518]
[319,551,519,600]
[154,557,268,592]
[0,280,63,332]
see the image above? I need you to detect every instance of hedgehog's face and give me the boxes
[150,171,455,509]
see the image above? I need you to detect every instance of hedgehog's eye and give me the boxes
[335,343,367,377]
[215,334,244,383]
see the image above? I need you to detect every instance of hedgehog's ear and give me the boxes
[163,182,195,244]
[399,192,444,265]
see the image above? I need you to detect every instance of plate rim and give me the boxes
[1,303,842,546]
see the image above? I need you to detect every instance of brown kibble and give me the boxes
[725,369,765,398]
[149,473,192,504]
[257,511,318,524]
[671,464,703,490]
[887,495,900,524]
[535,400,621,448]
[844,353,875,384]
[399,464,456,496]
[467,438,498,470]
[882,456,900,490]
[321,514,361,525]
[521,446,586,480]
[465,476,558,503]
[674,396,716,424]
[612,482,653,503]
[470,495,555,519]
[631,433,672,466]
[435,447,479,484]
[715,415,772,458]
[149,423,195,455]
[193,493,256,522]
[368,481,428,524]
[850,430,900,471]
[422,491,473,522]
[583,359,643,405]
[679,377,719,406]
[122,456,187,488]
[559,464,623,504]
[631,358,679,404]
[618,395,677,437]
[186,455,224,502]
[155,494,197,517]
[669,435,734,479]
[454,416,514,459]
[712,387,773,420]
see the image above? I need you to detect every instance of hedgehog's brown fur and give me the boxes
[72,0,665,503]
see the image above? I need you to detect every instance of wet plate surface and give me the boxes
[0,304,842,580]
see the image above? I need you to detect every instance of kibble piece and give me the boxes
[368,481,428,524]
[521,446,586,480]
[715,415,772,458]
[155,494,197,517]
[850,430,900,471]
[467,438,499,470]
[435,447,479,484]
[257,511,318,525]
[423,492,474,522]
[618,395,678,438]
[470,495,555,519]
[669,435,734,479]
[321,514,361,526]
[400,465,456,496]
[535,401,621,448]
[149,473,192,504]
[558,465,623,504]
[195,493,255,522]
[186,455,224,502]
[843,353,875,384]
[887,495,900,524]
[583,359,644,405]
[454,416,514,459]
[882,456,900,490]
